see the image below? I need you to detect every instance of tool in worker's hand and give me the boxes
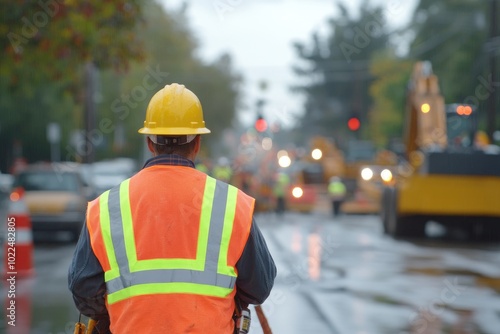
[74,314,86,334]
[86,318,96,333]
[255,305,272,334]
[74,322,85,334]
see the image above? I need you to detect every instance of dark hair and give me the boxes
[151,135,199,157]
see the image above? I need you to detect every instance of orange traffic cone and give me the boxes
[4,187,35,278]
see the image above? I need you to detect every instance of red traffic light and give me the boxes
[347,117,360,131]
[255,117,268,132]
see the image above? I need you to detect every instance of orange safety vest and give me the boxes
[86,165,254,333]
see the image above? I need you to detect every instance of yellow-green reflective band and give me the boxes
[99,190,120,281]
[108,283,234,304]
[103,176,239,304]
[129,177,215,272]
[218,185,238,277]
[119,179,137,270]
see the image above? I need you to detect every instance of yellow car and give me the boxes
[12,163,89,241]
[341,164,397,214]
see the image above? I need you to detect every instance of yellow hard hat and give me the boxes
[138,83,211,135]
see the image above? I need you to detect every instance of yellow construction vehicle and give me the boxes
[340,143,398,214]
[380,61,500,239]
[305,136,399,214]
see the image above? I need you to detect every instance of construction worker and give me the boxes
[273,172,290,215]
[213,157,233,183]
[68,83,276,334]
[195,159,210,175]
[328,176,346,217]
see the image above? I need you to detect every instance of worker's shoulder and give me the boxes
[214,178,255,202]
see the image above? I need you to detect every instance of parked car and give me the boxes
[88,158,138,196]
[0,172,14,198]
[12,163,88,241]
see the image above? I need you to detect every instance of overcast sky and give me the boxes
[159,0,417,128]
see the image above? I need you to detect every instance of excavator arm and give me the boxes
[404,61,447,157]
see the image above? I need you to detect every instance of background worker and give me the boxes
[273,172,290,216]
[68,83,276,334]
[328,176,346,217]
[213,156,233,183]
[195,158,211,175]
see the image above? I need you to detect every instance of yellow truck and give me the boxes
[303,136,398,214]
[380,61,500,240]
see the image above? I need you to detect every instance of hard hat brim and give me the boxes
[138,127,211,135]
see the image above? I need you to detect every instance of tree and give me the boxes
[0,0,144,171]
[94,2,242,162]
[291,1,391,145]
[408,0,490,104]
[368,53,413,148]
[0,1,242,170]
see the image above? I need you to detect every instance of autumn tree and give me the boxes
[96,2,241,162]
[0,0,144,171]
[0,1,242,170]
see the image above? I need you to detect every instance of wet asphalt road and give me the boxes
[1,207,500,334]
[252,210,500,334]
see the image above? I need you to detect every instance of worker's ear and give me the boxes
[147,137,155,154]
[193,135,201,155]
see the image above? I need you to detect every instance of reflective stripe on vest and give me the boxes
[99,176,239,304]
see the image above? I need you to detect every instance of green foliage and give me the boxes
[95,2,241,161]
[368,54,413,148]
[408,0,490,103]
[0,1,241,170]
[0,0,145,171]
[292,1,391,144]
[291,0,493,150]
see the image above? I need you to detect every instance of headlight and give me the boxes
[292,187,303,198]
[361,168,373,181]
[380,169,393,182]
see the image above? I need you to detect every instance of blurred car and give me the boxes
[12,163,88,240]
[0,172,14,198]
[341,164,397,214]
[286,183,317,213]
[89,158,137,195]
[283,161,319,214]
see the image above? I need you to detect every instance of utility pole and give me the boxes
[487,0,499,142]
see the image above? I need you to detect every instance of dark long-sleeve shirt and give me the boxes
[68,154,276,323]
